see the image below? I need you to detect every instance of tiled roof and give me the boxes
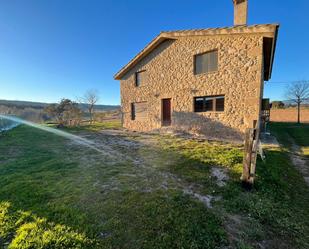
[114,24,279,80]
[162,24,278,35]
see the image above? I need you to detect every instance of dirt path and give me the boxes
[69,129,227,208]
[287,136,309,186]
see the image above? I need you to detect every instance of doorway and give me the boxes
[162,98,171,126]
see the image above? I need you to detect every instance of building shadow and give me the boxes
[171,111,244,142]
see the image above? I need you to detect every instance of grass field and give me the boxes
[0,122,309,248]
[270,122,309,158]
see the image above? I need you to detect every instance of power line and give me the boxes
[267,80,309,84]
[267,81,292,84]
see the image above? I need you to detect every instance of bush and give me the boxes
[271,101,285,109]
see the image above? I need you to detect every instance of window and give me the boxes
[215,96,225,112]
[194,50,218,75]
[131,103,135,120]
[131,102,148,120]
[194,95,225,112]
[135,71,145,87]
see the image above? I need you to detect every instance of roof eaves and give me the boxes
[114,33,172,80]
[114,24,279,80]
[266,24,280,81]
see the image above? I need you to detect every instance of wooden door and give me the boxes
[162,98,171,126]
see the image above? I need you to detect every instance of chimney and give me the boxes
[233,0,248,26]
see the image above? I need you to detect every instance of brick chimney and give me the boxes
[233,0,248,26]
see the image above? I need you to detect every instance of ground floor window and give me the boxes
[131,102,148,121]
[194,95,225,112]
[131,103,135,120]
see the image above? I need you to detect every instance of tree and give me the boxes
[271,101,285,109]
[44,104,62,123]
[62,101,83,126]
[285,81,309,123]
[44,99,82,126]
[80,90,99,124]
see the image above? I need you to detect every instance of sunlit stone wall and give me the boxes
[119,33,266,140]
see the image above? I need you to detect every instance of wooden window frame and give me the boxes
[194,50,219,75]
[194,95,225,113]
[135,70,145,87]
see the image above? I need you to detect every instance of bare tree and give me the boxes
[81,90,100,124]
[285,81,309,123]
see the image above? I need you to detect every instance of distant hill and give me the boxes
[0,99,120,112]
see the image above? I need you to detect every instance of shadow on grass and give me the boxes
[270,122,309,147]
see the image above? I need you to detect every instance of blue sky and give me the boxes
[0,0,308,105]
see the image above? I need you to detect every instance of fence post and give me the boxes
[249,128,260,184]
[241,126,260,187]
[241,128,254,186]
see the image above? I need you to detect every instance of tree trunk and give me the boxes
[88,107,92,124]
[297,100,300,124]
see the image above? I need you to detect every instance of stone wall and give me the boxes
[270,108,309,123]
[120,34,265,140]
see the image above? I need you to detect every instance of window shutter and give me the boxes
[135,71,145,87]
[209,50,218,72]
[131,102,148,120]
[194,50,218,75]
[195,55,203,75]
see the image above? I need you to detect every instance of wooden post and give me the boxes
[241,127,260,187]
[249,128,259,184]
[241,128,254,185]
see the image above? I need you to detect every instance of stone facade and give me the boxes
[233,0,248,26]
[116,27,278,141]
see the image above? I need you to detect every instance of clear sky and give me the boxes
[0,0,308,105]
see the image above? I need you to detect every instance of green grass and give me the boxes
[0,122,309,248]
[0,125,226,248]
[46,120,122,132]
[271,122,309,159]
[158,131,309,248]
[64,120,122,132]
[0,202,91,249]
[157,138,243,193]
[270,122,309,147]
[222,147,309,248]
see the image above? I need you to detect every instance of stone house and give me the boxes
[114,0,279,140]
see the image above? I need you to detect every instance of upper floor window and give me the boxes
[135,71,145,87]
[194,95,225,112]
[194,50,218,75]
